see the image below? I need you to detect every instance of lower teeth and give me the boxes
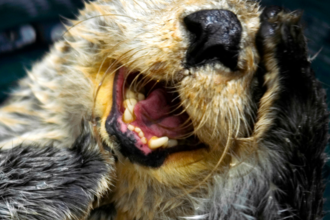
[149,136,169,149]
[167,139,178,148]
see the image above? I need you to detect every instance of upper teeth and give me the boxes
[137,93,145,101]
[123,104,136,123]
[125,88,145,101]
[125,89,137,99]
[123,99,137,109]
[122,89,144,124]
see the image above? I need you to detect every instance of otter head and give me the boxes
[68,0,261,184]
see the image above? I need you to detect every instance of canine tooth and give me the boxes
[137,93,145,101]
[123,108,135,123]
[167,139,178,148]
[141,137,147,144]
[148,136,169,149]
[123,99,137,109]
[134,127,141,133]
[125,89,137,99]
[128,125,135,131]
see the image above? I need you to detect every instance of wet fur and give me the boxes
[0,1,328,220]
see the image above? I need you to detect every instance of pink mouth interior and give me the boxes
[115,67,191,155]
[132,87,189,140]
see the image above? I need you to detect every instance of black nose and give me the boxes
[184,9,242,71]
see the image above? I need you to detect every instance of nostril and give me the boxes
[184,9,242,71]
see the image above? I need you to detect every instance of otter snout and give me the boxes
[184,9,242,71]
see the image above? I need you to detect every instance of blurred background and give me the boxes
[0,0,329,218]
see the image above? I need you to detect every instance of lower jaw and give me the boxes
[105,108,205,167]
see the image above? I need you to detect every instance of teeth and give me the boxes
[123,87,178,149]
[127,124,147,144]
[122,98,137,123]
[123,108,135,123]
[128,125,135,131]
[167,139,178,148]
[137,93,145,101]
[123,99,137,110]
[126,124,178,149]
[138,131,144,138]
[126,89,145,101]
[125,89,137,99]
[148,136,169,149]
[123,88,145,124]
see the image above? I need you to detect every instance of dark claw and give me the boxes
[260,6,283,22]
[258,6,286,39]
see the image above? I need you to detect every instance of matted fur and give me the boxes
[0,0,328,220]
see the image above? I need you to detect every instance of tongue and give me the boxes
[132,88,189,139]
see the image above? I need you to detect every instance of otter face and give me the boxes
[74,0,262,169]
[0,0,326,219]
[63,0,262,178]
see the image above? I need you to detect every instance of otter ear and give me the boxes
[0,132,115,220]
[255,6,328,220]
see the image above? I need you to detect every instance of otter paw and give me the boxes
[257,6,307,64]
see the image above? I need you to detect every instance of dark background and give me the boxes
[0,0,329,218]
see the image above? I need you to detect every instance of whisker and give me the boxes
[234,106,241,138]
[167,101,188,115]
[120,50,150,102]
[95,56,108,82]
[211,109,220,139]
[127,68,150,94]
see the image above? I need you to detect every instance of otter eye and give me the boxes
[184,9,242,71]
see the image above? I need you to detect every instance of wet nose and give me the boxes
[184,9,242,71]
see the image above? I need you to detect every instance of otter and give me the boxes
[0,0,328,219]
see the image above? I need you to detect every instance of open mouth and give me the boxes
[105,67,205,167]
